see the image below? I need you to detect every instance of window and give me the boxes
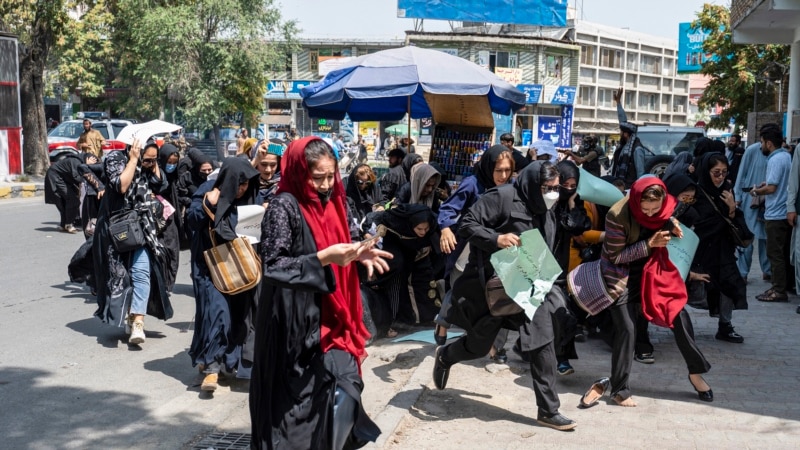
[496,51,518,68]
[638,93,657,111]
[640,55,661,75]
[309,50,318,72]
[578,86,595,106]
[626,52,638,71]
[580,45,595,65]
[598,88,615,108]
[546,55,562,78]
[624,92,636,109]
[600,48,622,69]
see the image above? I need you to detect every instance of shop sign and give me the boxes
[517,84,543,104]
[550,86,576,105]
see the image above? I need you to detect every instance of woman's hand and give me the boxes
[358,247,393,279]
[440,227,457,254]
[689,271,711,283]
[129,138,141,162]
[497,233,520,249]
[670,217,684,238]
[318,243,362,267]
[721,190,736,215]
[568,191,578,210]
[648,230,672,248]
[205,188,220,207]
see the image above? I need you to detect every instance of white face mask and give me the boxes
[543,191,560,210]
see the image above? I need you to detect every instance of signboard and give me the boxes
[319,57,357,76]
[518,84,543,104]
[312,117,338,133]
[522,129,533,147]
[397,0,568,27]
[265,80,314,100]
[536,115,561,144]
[339,115,355,142]
[477,50,490,70]
[550,86,576,105]
[559,105,573,148]
[494,67,523,86]
[677,22,713,74]
[493,112,513,138]
[432,48,459,56]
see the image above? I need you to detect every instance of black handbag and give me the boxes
[699,187,754,248]
[108,209,146,253]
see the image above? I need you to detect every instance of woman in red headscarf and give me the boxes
[249,137,391,450]
[580,177,711,407]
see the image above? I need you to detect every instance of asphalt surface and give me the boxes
[3,196,800,449]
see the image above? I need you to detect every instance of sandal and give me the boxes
[758,289,789,302]
[755,288,774,300]
[579,377,609,408]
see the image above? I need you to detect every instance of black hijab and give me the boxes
[212,157,260,240]
[475,145,508,189]
[556,160,580,201]
[345,164,381,216]
[696,152,729,197]
[158,143,180,182]
[693,137,714,158]
[401,153,423,180]
[664,174,695,198]
[513,160,550,216]
[380,203,435,237]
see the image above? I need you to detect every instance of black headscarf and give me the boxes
[662,151,694,182]
[513,160,550,216]
[693,137,714,158]
[664,174,695,198]
[401,153,423,180]
[696,152,729,197]
[212,157,259,240]
[428,161,451,196]
[377,204,437,252]
[475,145,508,189]
[158,143,180,182]
[345,164,381,217]
[556,160,580,201]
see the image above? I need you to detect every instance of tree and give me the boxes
[694,4,790,130]
[0,0,69,176]
[113,0,298,151]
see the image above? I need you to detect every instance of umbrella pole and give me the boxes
[407,96,411,150]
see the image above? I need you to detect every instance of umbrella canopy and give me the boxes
[385,124,419,136]
[301,46,526,126]
[116,120,181,145]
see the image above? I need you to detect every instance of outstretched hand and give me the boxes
[358,247,393,279]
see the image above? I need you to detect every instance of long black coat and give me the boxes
[249,193,378,449]
[44,153,82,204]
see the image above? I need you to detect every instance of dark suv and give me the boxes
[635,125,706,177]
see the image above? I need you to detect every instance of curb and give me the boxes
[0,183,44,200]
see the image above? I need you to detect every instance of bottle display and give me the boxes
[430,127,492,188]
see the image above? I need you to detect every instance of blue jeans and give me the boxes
[736,239,771,279]
[130,247,151,315]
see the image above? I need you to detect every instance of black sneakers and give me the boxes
[536,412,577,431]
[432,346,451,390]
[715,325,744,343]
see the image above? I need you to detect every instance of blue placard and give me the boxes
[518,84,543,104]
[397,0,567,27]
[677,23,714,74]
[550,86,576,105]
[493,112,513,138]
[265,80,315,99]
[559,105,573,148]
[522,129,533,147]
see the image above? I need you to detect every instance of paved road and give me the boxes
[4,196,800,449]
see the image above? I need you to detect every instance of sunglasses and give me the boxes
[541,185,560,193]
[680,197,696,205]
[356,179,370,185]
[142,158,157,164]
[710,170,728,178]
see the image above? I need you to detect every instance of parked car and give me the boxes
[47,119,133,162]
[634,125,706,177]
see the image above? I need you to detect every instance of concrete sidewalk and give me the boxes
[0,176,44,199]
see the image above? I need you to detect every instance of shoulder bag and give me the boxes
[108,209,146,253]
[699,187,754,248]
[477,249,524,317]
[202,193,262,295]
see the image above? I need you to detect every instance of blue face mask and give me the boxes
[165,164,177,173]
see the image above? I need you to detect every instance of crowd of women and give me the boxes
[64,124,767,446]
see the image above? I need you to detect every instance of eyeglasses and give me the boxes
[541,185,560,193]
[710,169,728,178]
[680,197,696,205]
[142,158,157,164]
[356,179,370,185]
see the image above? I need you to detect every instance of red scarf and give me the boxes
[278,137,368,365]
[629,178,687,328]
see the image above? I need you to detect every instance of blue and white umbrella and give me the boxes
[300,46,526,124]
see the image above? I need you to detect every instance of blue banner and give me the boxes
[265,80,315,99]
[559,105,573,148]
[537,116,560,143]
[550,86,576,105]
[397,0,567,27]
[493,112,513,138]
[522,129,533,147]
[677,23,713,74]
[518,84,543,104]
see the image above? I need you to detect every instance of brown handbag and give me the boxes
[202,194,262,295]
[485,275,524,317]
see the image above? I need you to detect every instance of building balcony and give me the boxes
[731,0,800,44]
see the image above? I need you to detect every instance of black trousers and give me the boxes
[634,308,711,374]
[54,189,80,228]
[609,301,636,400]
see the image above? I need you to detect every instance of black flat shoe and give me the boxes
[688,375,713,402]
[536,412,577,431]
[579,377,610,408]
[433,324,447,346]
[433,346,451,390]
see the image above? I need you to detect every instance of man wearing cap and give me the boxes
[611,88,645,187]
[500,132,529,172]
[379,148,407,203]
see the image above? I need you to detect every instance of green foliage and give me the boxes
[55,0,115,97]
[694,4,790,129]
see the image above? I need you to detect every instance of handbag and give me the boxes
[567,259,614,316]
[202,194,262,295]
[699,187,754,248]
[108,209,146,253]
[477,250,523,317]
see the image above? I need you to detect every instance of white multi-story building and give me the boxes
[571,20,691,144]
